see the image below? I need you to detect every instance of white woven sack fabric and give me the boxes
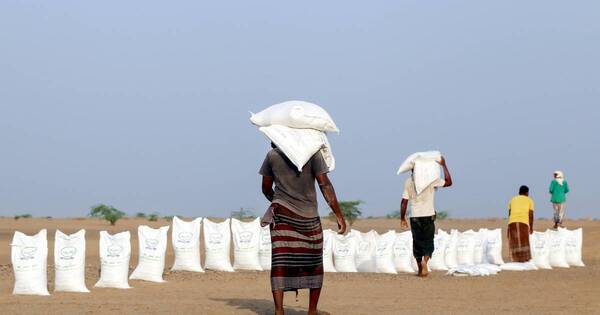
[323,229,336,273]
[397,151,442,194]
[259,225,272,271]
[350,229,377,273]
[250,100,339,133]
[130,225,170,282]
[530,231,552,269]
[457,230,477,266]
[484,229,505,265]
[562,228,584,267]
[394,231,416,273]
[332,233,358,273]
[472,229,487,265]
[11,229,49,296]
[547,229,570,268]
[95,231,131,289]
[375,231,397,274]
[444,230,459,269]
[429,230,448,271]
[54,229,89,293]
[171,216,204,272]
[232,218,263,271]
[203,219,234,272]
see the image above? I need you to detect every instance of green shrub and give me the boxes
[148,213,159,222]
[89,204,126,226]
[328,200,363,226]
[135,212,147,218]
[436,211,449,220]
[14,214,32,220]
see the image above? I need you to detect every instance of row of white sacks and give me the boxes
[11,216,584,295]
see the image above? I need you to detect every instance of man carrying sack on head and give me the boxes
[399,155,452,277]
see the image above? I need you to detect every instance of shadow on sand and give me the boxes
[211,298,315,315]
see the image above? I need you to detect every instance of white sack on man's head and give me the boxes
[397,151,442,195]
[250,100,339,133]
[259,125,334,172]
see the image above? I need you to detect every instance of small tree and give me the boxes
[90,204,126,226]
[231,208,255,220]
[436,211,449,220]
[148,212,159,222]
[329,200,363,226]
[135,212,147,218]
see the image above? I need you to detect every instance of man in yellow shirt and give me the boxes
[507,185,534,262]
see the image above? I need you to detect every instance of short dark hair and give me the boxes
[519,185,529,195]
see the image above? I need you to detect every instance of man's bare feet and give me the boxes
[420,257,430,277]
[416,259,423,277]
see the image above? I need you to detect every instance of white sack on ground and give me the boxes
[500,261,538,271]
[483,229,504,265]
[232,218,263,271]
[332,234,358,272]
[429,230,448,271]
[171,216,204,272]
[562,228,585,267]
[203,219,234,272]
[11,229,49,296]
[394,231,416,273]
[473,229,486,265]
[548,229,570,268]
[54,229,89,293]
[259,225,272,271]
[250,100,339,133]
[444,230,459,269]
[457,230,477,266]
[259,125,334,172]
[350,229,377,273]
[530,231,552,269]
[130,225,170,282]
[95,231,131,289]
[397,151,442,195]
[375,231,397,274]
[447,264,501,277]
[323,229,336,273]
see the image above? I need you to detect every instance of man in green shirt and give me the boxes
[549,171,570,229]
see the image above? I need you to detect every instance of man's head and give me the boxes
[519,185,529,196]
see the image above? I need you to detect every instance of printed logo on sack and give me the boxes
[260,232,271,246]
[393,243,409,256]
[60,246,77,260]
[177,232,194,244]
[239,231,253,249]
[335,243,350,256]
[358,241,371,253]
[209,232,223,245]
[376,241,389,255]
[107,244,123,257]
[20,247,37,260]
[145,239,159,250]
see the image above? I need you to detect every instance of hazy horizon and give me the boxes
[1,1,598,219]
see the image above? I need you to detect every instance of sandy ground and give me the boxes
[0,217,599,315]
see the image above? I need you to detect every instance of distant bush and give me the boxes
[231,208,255,220]
[436,211,449,220]
[148,212,159,222]
[328,200,363,226]
[135,212,147,218]
[386,210,401,219]
[163,215,173,222]
[14,214,33,220]
[90,204,126,226]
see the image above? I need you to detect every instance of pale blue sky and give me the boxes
[1,1,598,218]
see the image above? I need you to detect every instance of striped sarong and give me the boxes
[270,204,323,292]
[508,222,531,262]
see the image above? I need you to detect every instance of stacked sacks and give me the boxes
[203,219,234,272]
[530,231,552,269]
[251,100,337,172]
[536,228,585,268]
[95,231,131,289]
[393,231,416,273]
[54,229,89,293]
[130,225,170,283]
[171,217,204,272]
[397,151,443,195]
[231,218,263,271]
[11,229,49,296]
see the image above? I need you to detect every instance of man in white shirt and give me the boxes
[400,156,452,277]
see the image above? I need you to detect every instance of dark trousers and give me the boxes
[410,216,435,262]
